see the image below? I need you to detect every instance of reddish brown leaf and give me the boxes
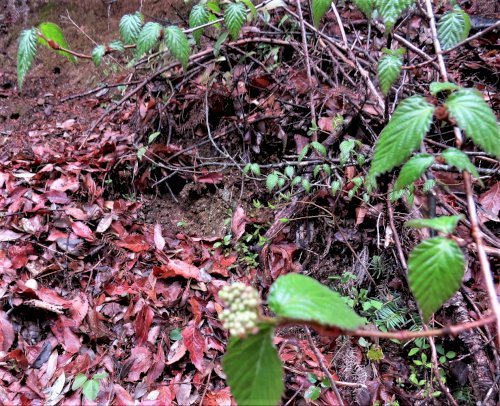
[231,205,248,242]
[126,347,152,382]
[113,384,135,405]
[154,259,201,281]
[147,343,166,385]
[166,340,187,365]
[0,229,23,242]
[115,234,150,252]
[194,172,223,184]
[479,182,500,222]
[203,387,232,406]
[96,214,113,233]
[65,207,88,221]
[182,323,206,372]
[0,311,15,351]
[154,223,166,251]
[71,221,95,242]
[134,304,154,345]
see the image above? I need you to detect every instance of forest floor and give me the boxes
[0,1,499,405]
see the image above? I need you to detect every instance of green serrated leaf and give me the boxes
[136,22,162,57]
[266,172,279,192]
[305,386,321,400]
[284,166,295,178]
[375,0,415,31]
[423,178,436,192]
[442,147,481,180]
[445,89,500,159]
[405,215,463,234]
[241,0,258,18]
[268,274,366,329]
[438,6,471,50]
[331,180,341,194]
[302,178,311,193]
[378,52,403,95]
[165,25,190,68]
[369,96,435,178]
[292,176,302,187]
[223,326,284,406]
[17,28,38,90]
[72,373,88,390]
[82,379,100,401]
[312,0,332,27]
[394,153,434,191]
[310,141,327,157]
[108,40,125,52]
[408,237,464,321]
[429,81,460,95]
[340,139,355,164]
[91,45,106,66]
[251,163,261,176]
[225,2,246,40]
[119,12,143,45]
[353,0,375,18]
[189,4,209,45]
[38,22,76,63]
[298,145,310,162]
[313,165,321,178]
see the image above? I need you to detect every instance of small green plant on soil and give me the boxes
[71,372,108,402]
[14,0,500,404]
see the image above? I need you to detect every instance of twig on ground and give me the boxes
[305,327,345,406]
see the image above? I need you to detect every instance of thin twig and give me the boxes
[305,327,344,406]
[294,0,316,132]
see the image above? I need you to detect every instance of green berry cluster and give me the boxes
[218,282,261,337]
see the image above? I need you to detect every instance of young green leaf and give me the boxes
[266,172,280,192]
[250,163,261,176]
[108,40,125,52]
[429,81,460,96]
[340,139,355,164]
[353,0,375,18]
[437,6,471,50]
[369,96,435,178]
[375,0,415,31]
[405,215,463,234]
[223,326,284,406]
[71,373,88,390]
[165,26,190,69]
[408,237,464,322]
[284,166,295,179]
[38,22,77,63]
[135,22,162,57]
[82,379,100,401]
[312,0,332,28]
[298,145,310,162]
[378,51,403,95]
[241,0,258,18]
[394,153,434,191]
[268,274,366,329]
[310,141,327,157]
[445,89,500,159]
[302,178,311,193]
[17,28,38,91]
[224,2,246,40]
[189,4,209,45]
[442,148,480,180]
[91,45,106,66]
[119,12,143,44]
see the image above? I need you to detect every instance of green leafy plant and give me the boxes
[369,82,500,321]
[377,47,405,95]
[72,372,108,401]
[437,5,471,50]
[219,275,365,405]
